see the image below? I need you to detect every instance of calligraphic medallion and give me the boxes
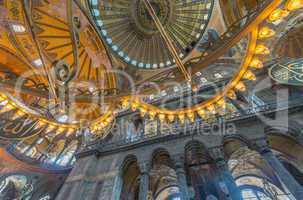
[269,58,303,86]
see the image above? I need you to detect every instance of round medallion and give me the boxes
[131,0,172,36]
[89,0,214,69]
[269,58,303,86]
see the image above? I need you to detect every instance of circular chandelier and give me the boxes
[119,0,302,124]
[0,0,301,140]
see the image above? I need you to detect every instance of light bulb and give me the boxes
[268,9,289,22]
[259,27,275,39]
[168,114,175,123]
[285,0,303,11]
[227,90,237,100]
[235,82,246,92]
[250,58,263,69]
[255,44,270,55]
[243,70,256,81]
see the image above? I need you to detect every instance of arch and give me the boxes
[120,154,138,172]
[226,145,286,191]
[0,172,33,184]
[267,130,303,173]
[280,160,303,186]
[184,140,211,165]
[55,140,79,166]
[218,0,260,26]
[119,155,140,200]
[236,175,293,200]
[184,140,207,152]
[30,180,59,200]
[151,148,173,169]
[235,174,276,186]
[272,20,303,59]
[184,140,220,199]
[265,121,303,145]
[149,148,179,200]
[223,135,250,160]
[154,185,180,200]
[267,135,303,188]
[0,173,34,200]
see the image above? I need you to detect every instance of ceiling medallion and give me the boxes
[130,0,172,36]
[89,0,214,69]
[0,92,78,139]
[269,58,303,86]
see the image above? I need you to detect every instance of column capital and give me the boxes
[251,138,272,155]
[208,146,228,169]
[208,146,225,161]
[147,191,153,200]
[171,153,185,169]
[139,161,151,174]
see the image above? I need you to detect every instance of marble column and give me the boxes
[172,154,190,200]
[111,171,123,200]
[253,139,303,200]
[139,161,151,200]
[209,147,243,200]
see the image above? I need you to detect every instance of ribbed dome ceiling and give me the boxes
[88,0,214,69]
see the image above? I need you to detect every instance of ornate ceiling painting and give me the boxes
[0,0,301,169]
[88,0,214,69]
[28,0,118,129]
[1,0,117,131]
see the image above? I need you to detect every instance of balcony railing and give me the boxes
[81,97,303,155]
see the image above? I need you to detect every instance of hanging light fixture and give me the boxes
[227,90,237,100]
[255,44,270,55]
[285,0,303,11]
[259,27,275,39]
[268,9,289,22]
[235,82,246,92]
[149,111,156,120]
[243,70,256,81]
[250,58,264,69]
[187,112,195,123]
[168,114,175,123]
[178,114,185,124]
[158,114,166,122]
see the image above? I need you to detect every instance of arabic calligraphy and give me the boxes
[269,58,303,86]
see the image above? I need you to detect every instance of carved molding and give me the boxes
[251,138,271,155]
[139,161,151,174]
[171,154,185,170]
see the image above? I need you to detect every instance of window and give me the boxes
[39,194,51,200]
[0,175,33,199]
[32,59,43,67]
[12,24,26,33]
[237,176,295,200]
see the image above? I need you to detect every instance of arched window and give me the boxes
[39,194,51,200]
[0,179,8,193]
[236,176,295,200]
[0,174,33,200]
[25,147,38,158]
[155,186,181,200]
[56,141,78,166]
